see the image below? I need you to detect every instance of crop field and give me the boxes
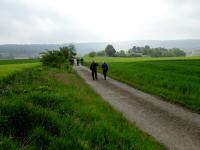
[85,56,200,63]
[0,63,40,80]
[0,66,164,149]
[0,59,39,65]
[85,56,200,113]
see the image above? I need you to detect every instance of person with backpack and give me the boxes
[90,60,98,80]
[102,62,108,80]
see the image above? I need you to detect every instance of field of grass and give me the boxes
[0,63,40,80]
[0,65,164,149]
[85,56,200,113]
[0,59,39,65]
[85,56,200,63]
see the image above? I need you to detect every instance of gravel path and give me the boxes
[74,65,200,150]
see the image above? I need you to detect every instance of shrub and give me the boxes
[40,50,66,68]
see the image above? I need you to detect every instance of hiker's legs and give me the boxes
[95,71,97,80]
[92,71,95,80]
[103,70,107,80]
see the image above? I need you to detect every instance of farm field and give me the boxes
[85,56,200,113]
[0,62,164,149]
[0,59,39,65]
[0,63,40,80]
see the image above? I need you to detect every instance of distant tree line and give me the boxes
[87,44,186,57]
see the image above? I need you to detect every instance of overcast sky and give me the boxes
[0,0,200,44]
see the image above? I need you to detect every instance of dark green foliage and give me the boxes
[0,135,18,150]
[40,50,66,68]
[0,101,34,138]
[128,46,186,57]
[40,44,77,67]
[30,127,51,150]
[59,45,76,60]
[105,44,116,56]
[87,45,185,58]
[59,46,70,59]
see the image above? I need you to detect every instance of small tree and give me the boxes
[41,50,65,68]
[59,46,69,59]
[59,44,77,66]
[105,44,116,56]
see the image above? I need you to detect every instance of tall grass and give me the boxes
[0,66,164,149]
[85,56,200,113]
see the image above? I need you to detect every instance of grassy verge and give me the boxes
[0,66,164,149]
[85,56,200,113]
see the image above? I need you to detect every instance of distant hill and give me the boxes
[0,40,200,59]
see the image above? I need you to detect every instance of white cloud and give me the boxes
[0,0,200,43]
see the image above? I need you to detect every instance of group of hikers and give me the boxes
[90,60,108,80]
[74,58,108,80]
[70,58,84,66]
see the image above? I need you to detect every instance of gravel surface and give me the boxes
[75,65,200,150]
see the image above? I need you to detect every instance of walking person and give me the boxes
[90,60,98,80]
[80,58,84,65]
[70,59,74,65]
[102,62,108,80]
[77,58,80,66]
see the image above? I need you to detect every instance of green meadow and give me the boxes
[0,63,40,80]
[0,60,164,149]
[85,56,200,113]
[0,59,39,65]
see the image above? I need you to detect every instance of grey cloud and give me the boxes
[0,0,200,43]
[0,0,100,43]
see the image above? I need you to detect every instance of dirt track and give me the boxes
[74,65,200,150]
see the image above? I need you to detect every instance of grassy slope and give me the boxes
[85,56,200,113]
[0,66,164,149]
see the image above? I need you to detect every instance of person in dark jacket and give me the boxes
[80,58,84,65]
[90,60,98,80]
[102,62,108,80]
[69,59,74,65]
[76,58,80,66]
